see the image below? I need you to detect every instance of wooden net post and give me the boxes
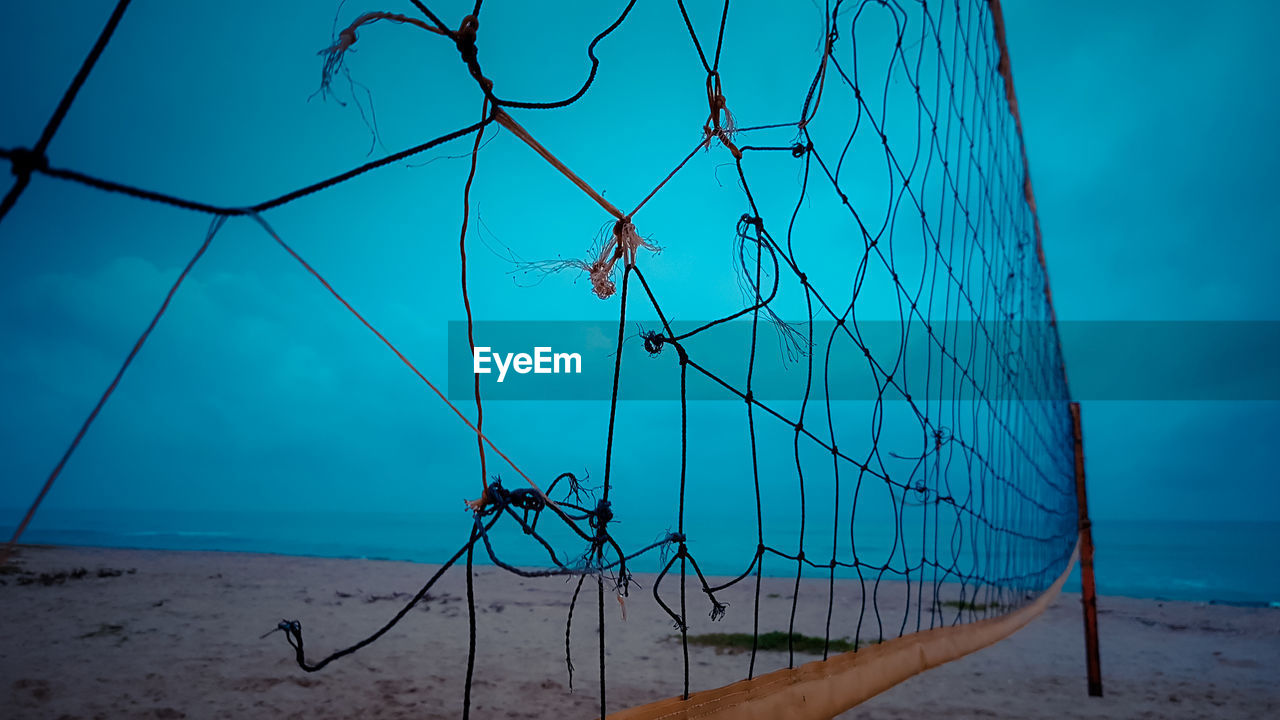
[1070,401,1102,697]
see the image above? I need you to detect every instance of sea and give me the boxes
[3,508,1278,607]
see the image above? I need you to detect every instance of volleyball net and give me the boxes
[2,0,1082,717]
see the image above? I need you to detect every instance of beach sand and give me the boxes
[2,545,1276,719]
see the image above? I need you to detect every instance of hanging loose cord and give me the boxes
[3,3,1079,717]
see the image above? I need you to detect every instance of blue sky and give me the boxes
[1004,0,1280,521]
[1,0,1277,568]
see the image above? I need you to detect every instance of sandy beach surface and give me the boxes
[2,545,1276,719]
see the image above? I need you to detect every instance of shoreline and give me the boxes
[3,544,1278,719]
[3,536,1274,608]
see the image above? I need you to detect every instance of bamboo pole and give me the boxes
[606,544,1079,720]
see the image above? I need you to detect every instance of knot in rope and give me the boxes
[470,479,545,517]
[317,12,451,97]
[933,426,951,448]
[453,15,479,63]
[641,330,665,356]
[9,148,48,178]
[585,219,657,299]
[337,27,357,52]
[450,14,495,96]
[260,618,302,640]
[505,486,546,513]
[588,499,613,542]
[703,72,742,160]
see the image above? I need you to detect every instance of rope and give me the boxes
[1,3,1080,718]
[243,212,552,505]
[491,109,626,221]
[0,0,132,227]
[0,216,226,568]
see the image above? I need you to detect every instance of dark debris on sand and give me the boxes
[1,565,136,587]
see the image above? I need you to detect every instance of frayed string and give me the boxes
[586,219,659,299]
[318,11,444,97]
[703,72,742,159]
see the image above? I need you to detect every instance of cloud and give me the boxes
[0,250,478,513]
